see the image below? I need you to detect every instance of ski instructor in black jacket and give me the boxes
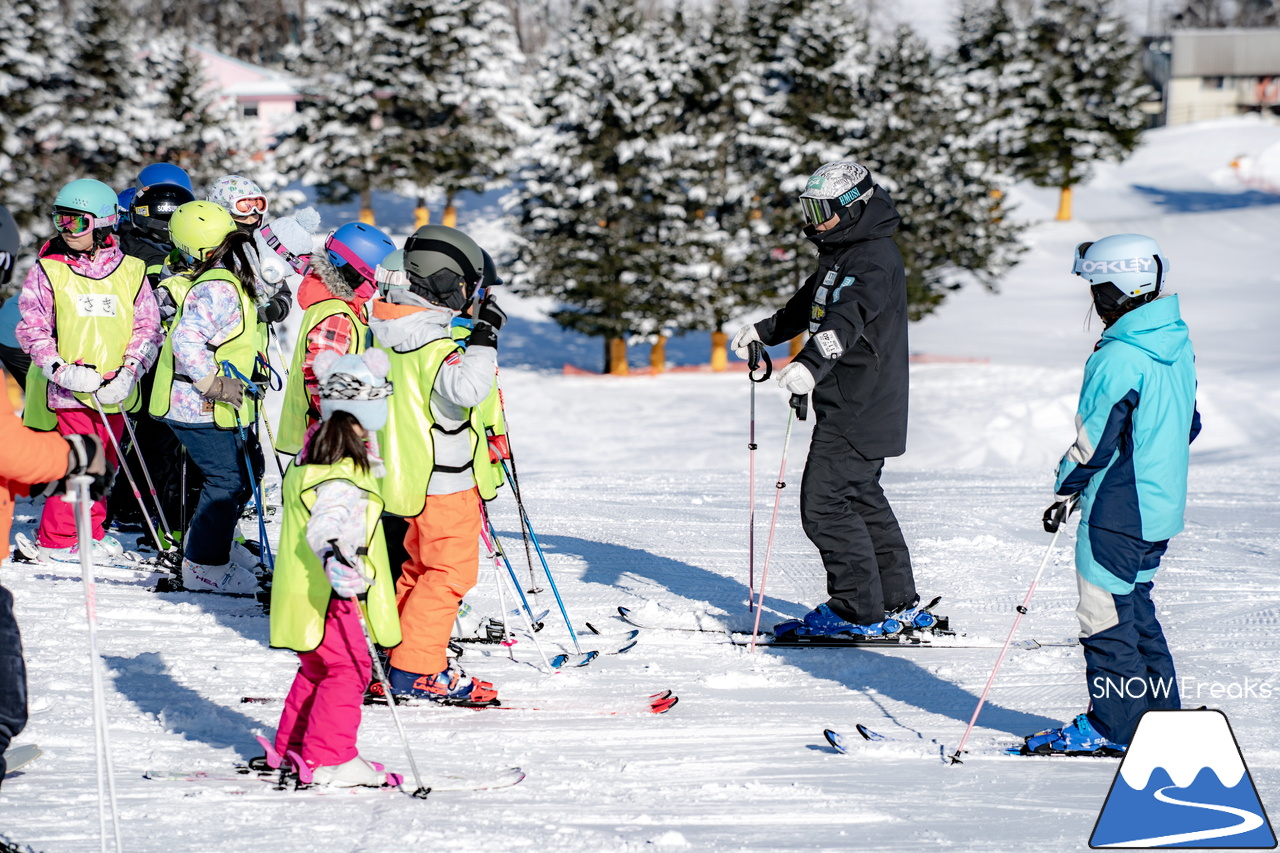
[732,161,934,639]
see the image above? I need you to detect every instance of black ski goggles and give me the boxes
[799,174,874,226]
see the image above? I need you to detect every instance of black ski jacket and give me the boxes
[755,189,909,458]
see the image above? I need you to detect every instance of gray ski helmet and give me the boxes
[0,204,18,286]
[798,161,875,227]
[402,225,484,310]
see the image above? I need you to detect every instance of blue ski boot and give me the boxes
[1020,714,1127,757]
[798,603,903,637]
[888,596,940,631]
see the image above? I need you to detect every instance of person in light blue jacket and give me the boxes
[1022,234,1201,756]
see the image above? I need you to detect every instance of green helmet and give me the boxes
[403,225,484,310]
[53,178,121,222]
[169,201,236,262]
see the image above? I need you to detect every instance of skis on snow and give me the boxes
[616,605,1077,650]
[142,765,526,795]
[822,724,1121,760]
[2,744,42,776]
[242,688,678,715]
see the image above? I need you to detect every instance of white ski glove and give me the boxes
[46,360,103,393]
[731,324,761,360]
[323,539,370,599]
[95,361,139,405]
[777,361,815,395]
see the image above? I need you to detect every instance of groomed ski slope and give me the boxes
[2,117,1278,852]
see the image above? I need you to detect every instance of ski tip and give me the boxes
[855,724,888,742]
[550,650,600,669]
[585,621,601,635]
[617,606,631,619]
[823,729,848,754]
[650,695,678,714]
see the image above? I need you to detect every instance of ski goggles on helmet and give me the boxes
[231,195,269,216]
[52,210,115,237]
[800,196,837,227]
[319,372,394,402]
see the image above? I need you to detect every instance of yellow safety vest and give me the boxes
[270,456,400,652]
[22,255,147,430]
[149,269,260,430]
[377,336,505,517]
[276,299,368,456]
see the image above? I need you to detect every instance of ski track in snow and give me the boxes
[2,118,1279,852]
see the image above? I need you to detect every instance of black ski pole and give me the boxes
[746,341,772,612]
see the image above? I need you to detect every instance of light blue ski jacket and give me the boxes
[1055,295,1200,590]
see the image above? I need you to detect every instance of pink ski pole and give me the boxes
[949,498,1076,763]
[748,393,806,652]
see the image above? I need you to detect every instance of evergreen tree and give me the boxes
[509,2,686,373]
[0,1,75,238]
[855,25,1023,317]
[54,0,162,189]
[379,0,529,225]
[952,0,1035,184]
[278,0,397,220]
[137,35,260,193]
[665,2,802,365]
[1016,0,1151,220]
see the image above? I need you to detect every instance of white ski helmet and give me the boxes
[798,161,875,227]
[1072,233,1168,316]
[208,175,269,218]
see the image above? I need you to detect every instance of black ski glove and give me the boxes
[30,434,112,501]
[1042,496,1078,533]
[476,293,507,331]
[257,292,291,324]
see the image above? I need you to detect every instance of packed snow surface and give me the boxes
[2,116,1279,852]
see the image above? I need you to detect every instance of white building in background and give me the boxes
[1150,29,1280,126]
[190,44,301,150]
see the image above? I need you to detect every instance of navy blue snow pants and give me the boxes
[1078,555,1180,744]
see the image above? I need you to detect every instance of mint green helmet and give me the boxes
[53,179,121,224]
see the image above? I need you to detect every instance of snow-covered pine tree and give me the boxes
[137,36,259,194]
[952,0,1035,188]
[509,1,686,374]
[53,0,162,190]
[666,0,813,369]
[854,25,1023,317]
[279,0,397,222]
[1016,0,1152,220]
[378,0,530,227]
[0,1,75,242]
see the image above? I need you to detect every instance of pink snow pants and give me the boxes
[36,408,123,549]
[274,599,371,769]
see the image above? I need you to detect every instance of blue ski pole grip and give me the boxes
[220,360,262,398]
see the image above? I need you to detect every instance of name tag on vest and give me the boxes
[75,294,118,317]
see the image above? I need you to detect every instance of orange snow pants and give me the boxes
[388,488,481,676]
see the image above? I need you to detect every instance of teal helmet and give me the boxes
[53,178,121,223]
[1072,233,1168,318]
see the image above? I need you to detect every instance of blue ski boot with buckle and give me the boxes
[1020,713,1127,757]
[795,603,903,637]
[888,596,940,631]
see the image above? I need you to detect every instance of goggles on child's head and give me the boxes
[52,210,115,237]
[232,195,269,216]
[320,372,394,401]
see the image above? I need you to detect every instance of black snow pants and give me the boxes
[0,583,28,785]
[799,435,915,625]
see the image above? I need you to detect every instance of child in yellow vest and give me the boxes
[368,225,507,705]
[264,348,401,787]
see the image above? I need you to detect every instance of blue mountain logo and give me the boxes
[1091,709,1276,848]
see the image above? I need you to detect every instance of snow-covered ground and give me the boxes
[3,115,1279,852]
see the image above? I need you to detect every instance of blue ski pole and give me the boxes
[222,361,274,572]
[498,458,581,655]
[479,502,537,620]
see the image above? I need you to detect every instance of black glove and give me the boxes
[1042,496,1078,533]
[31,434,112,501]
[257,292,291,324]
[476,294,507,331]
[470,320,498,350]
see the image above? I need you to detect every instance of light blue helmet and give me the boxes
[53,179,121,223]
[1072,233,1168,302]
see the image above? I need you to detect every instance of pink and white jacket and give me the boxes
[15,236,163,410]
